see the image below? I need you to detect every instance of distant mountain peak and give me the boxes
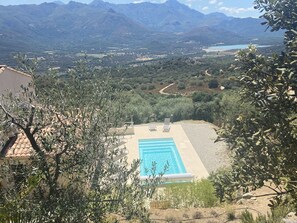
[89,0,110,8]
[90,0,104,4]
[68,1,83,5]
[164,0,182,6]
[207,12,230,19]
[0,0,280,56]
[52,1,65,5]
[164,0,190,10]
[166,0,179,3]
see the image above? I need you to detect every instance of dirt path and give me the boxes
[159,83,175,95]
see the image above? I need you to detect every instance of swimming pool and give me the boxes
[138,138,187,177]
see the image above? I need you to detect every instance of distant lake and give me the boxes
[204,44,270,52]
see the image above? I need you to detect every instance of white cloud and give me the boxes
[149,0,166,3]
[208,0,223,7]
[209,0,217,4]
[202,6,209,11]
[185,0,205,8]
[219,6,254,14]
[133,0,144,3]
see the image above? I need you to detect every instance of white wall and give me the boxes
[0,67,33,97]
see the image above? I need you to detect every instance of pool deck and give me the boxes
[124,121,229,179]
[181,122,230,173]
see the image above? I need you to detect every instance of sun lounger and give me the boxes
[149,124,157,131]
[163,118,171,132]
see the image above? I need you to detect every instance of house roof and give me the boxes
[1,124,128,159]
[0,65,32,78]
[1,134,32,158]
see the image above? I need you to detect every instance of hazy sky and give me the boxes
[0,0,261,18]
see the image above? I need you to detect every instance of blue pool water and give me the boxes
[138,138,186,176]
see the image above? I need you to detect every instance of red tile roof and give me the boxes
[2,134,32,158]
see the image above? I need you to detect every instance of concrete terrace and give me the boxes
[124,120,229,179]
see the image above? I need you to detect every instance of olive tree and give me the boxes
[216,0,297,210]
[0,64,159,222]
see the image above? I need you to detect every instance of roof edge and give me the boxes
[1,135,18,157]
[0,65,32,78]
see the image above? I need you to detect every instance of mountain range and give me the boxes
[0,0,282,55]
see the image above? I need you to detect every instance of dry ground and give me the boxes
[149,186,275,223]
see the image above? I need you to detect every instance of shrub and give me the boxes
[192,211,203,219]
[132,83,139,89]
[209,168,235,202]
[140,85,147,90]
[220,91,252,117]
[139,77,151,84]
[166,79,174,84]
[162,179,218,208]
[240,204,294,223]
[210,210,219,217]
[147,84,156,90]
[182,213,189,219]
[177,82,186,90]
[269,199,294,221]
[125,93,153,124]
[122,83,133,91]
[197,81,204,86]
[154,97,194,122]
[226,209,236,221]
[208,79,219,89]
[221,79,240,90]
[240,210,255,223]
[193,101,219,122]
[190,80,204,87]
[189,80,197,86]
[192,92,213,103]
